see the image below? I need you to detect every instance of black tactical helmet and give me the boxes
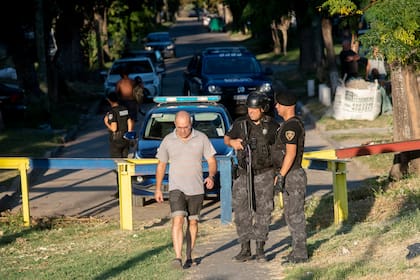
[246,92,270,112]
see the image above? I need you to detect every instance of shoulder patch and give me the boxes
[108,113,114,120]
[285,130,295,141]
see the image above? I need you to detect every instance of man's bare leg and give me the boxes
[172,216,185,260]
[185,219,198,261]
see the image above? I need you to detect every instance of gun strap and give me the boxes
[242,120,256,211]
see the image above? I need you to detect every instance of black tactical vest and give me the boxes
[271,116,305,169]
[109,105,129,142]
[237,117,277,170]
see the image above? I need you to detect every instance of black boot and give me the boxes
[232,241,252,262]
[255,241,267,262]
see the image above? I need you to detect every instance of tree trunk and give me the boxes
[279,16,290,56]
[389,64,420,179]
[56,7,84,81]
[101,8,111,62]
[94,10,104,69]
[271,21,281,55]
[298,27,316,73]
[34,0,48,94]
[321,17,339,94]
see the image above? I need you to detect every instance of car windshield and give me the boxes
[144,112,226,140]
[110,60,153,74]
[203,56,261,74]
[148,33,170,42]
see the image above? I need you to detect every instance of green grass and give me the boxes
[298,175,420,280]
[318,114,393,131]
[0,129,63,157]
[0,217,185,280]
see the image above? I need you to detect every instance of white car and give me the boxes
[103,57,162,98]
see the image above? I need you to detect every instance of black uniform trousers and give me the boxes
[232,169,274,243]
[283,167,308,259]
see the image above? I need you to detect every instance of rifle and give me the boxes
[242,121,256,212]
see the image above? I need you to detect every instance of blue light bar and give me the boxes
[153,96,221,103]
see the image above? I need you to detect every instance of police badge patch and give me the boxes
[285,130,295,141]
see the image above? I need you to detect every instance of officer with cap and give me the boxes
[272,90,308,264]
[224,92,279,263]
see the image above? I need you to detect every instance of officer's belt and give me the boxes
[238,167,273,176]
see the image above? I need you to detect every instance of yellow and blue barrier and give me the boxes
[8,139,418,230]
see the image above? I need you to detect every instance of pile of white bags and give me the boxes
[333,79,382,121]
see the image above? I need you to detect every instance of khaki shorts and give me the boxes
[169,190,204,220]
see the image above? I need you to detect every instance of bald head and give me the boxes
[175,111,191,125]
[175,111,192,139]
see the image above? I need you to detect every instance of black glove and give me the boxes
[274,173,285,195]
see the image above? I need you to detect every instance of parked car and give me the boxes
[143,32,176,59]
[0,82,26,123]
[183,47,274,117]
[133,95,234,206]
[121,49,166,76]
[103,57,162,99]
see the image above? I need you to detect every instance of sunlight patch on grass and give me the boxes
[318,114,393,131]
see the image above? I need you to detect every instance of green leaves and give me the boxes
[361,0,420,67]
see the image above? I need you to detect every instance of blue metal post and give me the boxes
[218,157,232,224]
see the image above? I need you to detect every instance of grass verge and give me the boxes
[0,216,185,279]
[295,175,420,280]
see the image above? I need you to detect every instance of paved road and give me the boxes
[7,18,377,279]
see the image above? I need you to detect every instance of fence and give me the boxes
[3,140,418,230]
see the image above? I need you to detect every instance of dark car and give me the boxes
[143,32,176,59]
[183,47,274,117]
[0,82,26,123]
[133,95,234,206]
[121,49,166,76]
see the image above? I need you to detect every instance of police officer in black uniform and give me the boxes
[104,91,130,198]
[272,90,308,264]
[224,92,279,263]
[104,91,130,158]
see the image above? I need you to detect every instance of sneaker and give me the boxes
[183,258,199,269]
[171,258,182,269]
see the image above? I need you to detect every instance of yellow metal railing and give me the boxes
[0,157,31,227]
[1,152,349,229]
[302,150,349,224]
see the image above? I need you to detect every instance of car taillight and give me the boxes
[9,93,21,103]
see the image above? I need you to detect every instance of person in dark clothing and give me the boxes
[224,92,279,263]
[104,91,130,158]
[272,90,308,264]
[339,39,361,80]
[115,69,138,140]
[104,91,130,198]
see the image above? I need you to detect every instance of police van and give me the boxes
[183,47,274,117]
